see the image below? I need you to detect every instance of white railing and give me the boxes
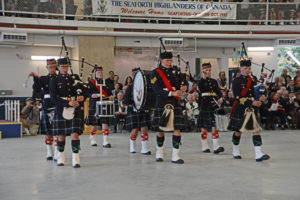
[0,100,20,122]
[0,2,300,26]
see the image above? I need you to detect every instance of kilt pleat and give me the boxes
[126,109,151,131]
[228,104,257,132]
[38,110,53,135]
[151,106,184,132]
[198,109,216,132]
[85,101,110,125]
[52,110,83,136]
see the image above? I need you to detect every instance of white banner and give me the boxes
[93,0,237,19]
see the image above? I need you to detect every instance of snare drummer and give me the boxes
[85,65,114,148]
[49,57,84,168]
[124,68,151,155]
[151,51,187,164]
[30,58,58,161]
[198,63,225,154]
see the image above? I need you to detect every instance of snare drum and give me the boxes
[96,101,115,117]
[132,69,155,111]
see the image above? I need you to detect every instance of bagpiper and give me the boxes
[151,51,187,164]
[228,60,270,162]
[49,57,85,168]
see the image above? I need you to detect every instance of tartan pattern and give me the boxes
[38,110,53,135]
[126,109,151,131]
[227,104,256,132]
[52,111,83,136]
[85,101,110,125]
[198,109,216,132]
[151,106,184,132]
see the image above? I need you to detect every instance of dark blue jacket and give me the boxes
[33,74,56,110]
[151,64,186,108]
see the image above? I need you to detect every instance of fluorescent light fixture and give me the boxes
[31,56,60,61]
[247,47,274,52]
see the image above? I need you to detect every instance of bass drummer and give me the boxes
[151,51,187,164]
[124,68,151,155]
[85,65,114,148]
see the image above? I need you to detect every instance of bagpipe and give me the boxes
[240,42,275,84]
[158,37,187,88]
[60,36,100,99]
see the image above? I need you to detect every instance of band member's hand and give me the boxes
[69,100,79,108]
[259,95,266,102]
[29,72,38,77]
[91,94,99,98]
[252,100,262,107]
[172,90,182,97]
[109,96,114,100]
[77,96,84,102]
[218,98,223,105]
[180,85,187,92]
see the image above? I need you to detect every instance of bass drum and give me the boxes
[132,69,155,111]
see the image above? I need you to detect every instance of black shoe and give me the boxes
[103,144,111,148]
[172,159,184,164]
[291,125,295,130]
[203,149,211,153]
[46,156,53,160]
[156,158,164,162]
[141,151,151,155]
[214,147,225,154]
[57,163,64,166]
[233,155,242,159]
[130,151,136,154]
[256,154,270,162]
[53,159,57,162]
[73,164,81,168]
[91,144,97,147]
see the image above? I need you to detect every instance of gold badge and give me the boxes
[239,97,247,105]
[151,77,157,84]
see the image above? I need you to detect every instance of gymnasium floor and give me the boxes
[1,130,299,200]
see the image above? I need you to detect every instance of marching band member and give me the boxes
[85,66,114,148]
[31,59,58,161]
[151,51,187,164]
[228,60,270,162]
[49,57,84,168]
[198,63,225,154]
[124,68,151,155]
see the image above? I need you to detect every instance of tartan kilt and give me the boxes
[38,110,53,135]
[198,109,216,132]
[228,104,254,132]
[126,109,151,132]
[52,110,83,136]
[151,106,184,132]
[85,102,109,125]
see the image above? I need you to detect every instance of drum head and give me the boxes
[133,69,147,111]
